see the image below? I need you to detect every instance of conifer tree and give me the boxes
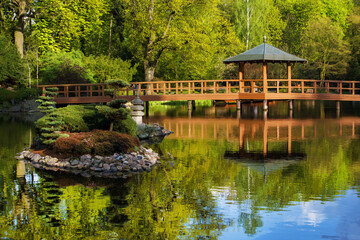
[36,87,64,145]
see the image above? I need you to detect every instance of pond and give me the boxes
[1,100,360,239]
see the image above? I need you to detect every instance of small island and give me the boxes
[16,82,172,178]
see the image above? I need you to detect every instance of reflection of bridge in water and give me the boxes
[148,117,360,155]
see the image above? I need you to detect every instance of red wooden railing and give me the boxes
[38,79,360,104]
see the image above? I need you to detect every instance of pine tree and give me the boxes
[36,87,64,145]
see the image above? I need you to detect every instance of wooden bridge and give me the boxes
[38,78,360,105]
[38,39,360,107]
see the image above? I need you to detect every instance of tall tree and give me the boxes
[301,17,350,80]
[122,0,240,83]
[0,0,34,57]
[32,0,109,54]
[232,0,284,49]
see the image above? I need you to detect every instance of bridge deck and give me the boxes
[38,79,360,104]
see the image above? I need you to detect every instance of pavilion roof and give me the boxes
[223,42,307,64]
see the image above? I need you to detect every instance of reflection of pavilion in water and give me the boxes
[148,117,360,155]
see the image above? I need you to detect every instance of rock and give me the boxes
[32,154,42,162]
[94,155,103,161]
[103,164,111,171]
[80,154,92,162]
[71,160,79,166]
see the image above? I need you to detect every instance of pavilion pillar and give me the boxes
[263,62,267,93]
[287,62,292,93]
[239,62,244,93]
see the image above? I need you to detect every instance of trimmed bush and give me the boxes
[35,105,108,132]
[114,115,137,136]
[36,104,137,136]
[53,130,140,156]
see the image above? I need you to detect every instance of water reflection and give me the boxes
[1,104,360,239]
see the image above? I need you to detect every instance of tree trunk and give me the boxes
[144,61,156,95]
[14,0,26,58]
[246,0,250,50]
[109,121,114,131]
[144,61,156,83]
[108,15,113,57]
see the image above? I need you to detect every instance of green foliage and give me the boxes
[39,51,93,84]
[232,0,285,49]
[32,0,110,54]
[0,34,26,87]
[35,105,107,133]
[53,130,140,156]
[96,105,129,131]
[114,115,137,136]
[0,88,40,103]
[105,79,129,89]
[300,17,350,80]
[36,87,63,145]
[83,55,137,83]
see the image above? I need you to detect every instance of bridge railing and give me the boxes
[39,79,360,101]
[39,83,108,97]
[117,80,241,96]
[244,79,360,95]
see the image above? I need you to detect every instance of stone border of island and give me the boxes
[16,146,162,179]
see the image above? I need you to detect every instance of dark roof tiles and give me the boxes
[223,43,307,63]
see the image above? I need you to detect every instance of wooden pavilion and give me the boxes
[223,36,307,110]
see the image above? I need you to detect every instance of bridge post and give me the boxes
[288,100,293,110]
[236,99,242,110]
[336,101,340,118]
[263,100,268,111]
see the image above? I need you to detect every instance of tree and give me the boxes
[346,5,360,80]
[232,0,284,50]
[301,17,350,80]
[0,34,26,87]
[36,87,65,145]
[0,0,34,57]
[122,0,240,84]
[39,51,93,84]
[32,0,110,54]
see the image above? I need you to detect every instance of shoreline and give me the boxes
[16,146,161,179]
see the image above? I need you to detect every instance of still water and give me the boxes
[1,101,360,239]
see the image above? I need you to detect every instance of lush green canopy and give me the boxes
[1,0,360,87]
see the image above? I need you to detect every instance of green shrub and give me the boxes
[40,50,94,84]
[0,88,40,103]
[35,104,108,132]
[83,55,137,83]
[53,130,140,156]
[114,115,137,136]
[0,34,27,87]
[35,104,137,136]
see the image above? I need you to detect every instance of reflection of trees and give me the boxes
[118,139,240,239]
[2,115,360,239]
[232,137,360,235]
